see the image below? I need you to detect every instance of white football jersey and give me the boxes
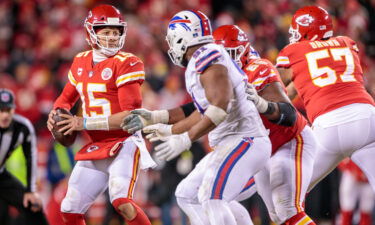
[185,43,268,147]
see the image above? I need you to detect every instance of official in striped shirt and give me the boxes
[0,88,48,225]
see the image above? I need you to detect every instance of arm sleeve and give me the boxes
[250,63,282,91]
[275,47,291,68]
[115,56,145,88]
[22,122,38,192]
[53,82,80,110]
[118,81,142,111]
[195,49,224,74]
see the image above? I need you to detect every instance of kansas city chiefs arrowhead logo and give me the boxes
[296,14,314,27]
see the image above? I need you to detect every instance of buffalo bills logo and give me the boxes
[242,137,254,144]
[168,16,191,31]
[295,14,314,27]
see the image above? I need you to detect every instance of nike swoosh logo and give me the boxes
[130,62,139,66]
[259,69,268,75]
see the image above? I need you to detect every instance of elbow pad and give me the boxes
[270,102,297,127]
[181,102,196,117]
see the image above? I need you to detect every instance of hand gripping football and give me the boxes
[51,108,77,147]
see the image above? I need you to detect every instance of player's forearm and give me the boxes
[167,107,187,124]
[167,102,197,124]
[171,110,201,134]
[187,116,216,142]
[84,111,131,131]
[108,111,131,130]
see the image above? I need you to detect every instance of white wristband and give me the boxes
[255,97,269,114]
[153,110,169,124]
[84,117,109,130]
[204,105,228,126]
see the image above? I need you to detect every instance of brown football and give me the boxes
[51,108,77,147]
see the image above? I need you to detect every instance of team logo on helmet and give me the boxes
[296,14,314,27]
[237,32,248,42]
[101,68,113,80]
[168,16,191,31]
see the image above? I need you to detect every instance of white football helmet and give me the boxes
[166,10,214,67]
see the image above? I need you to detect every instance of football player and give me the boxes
[338,159,374,225]
[46,5,155,225]
[133,10,272,225]
[213,25,317,225]
[276,6,375,194]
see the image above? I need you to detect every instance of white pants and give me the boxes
[61,139,141,214]
[309,104,375,192]
[254,126,317,224]
[175,136,271,219]
[340,171,375,212]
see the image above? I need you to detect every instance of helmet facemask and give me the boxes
[225,43,248,68]
[85,21,127,56]
[166,31,189,67]
[289,25,302,44]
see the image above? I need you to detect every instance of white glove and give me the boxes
[143,123,173,142]
[121,108,169,134]
[246,84,269,113]
[154,132,192,161]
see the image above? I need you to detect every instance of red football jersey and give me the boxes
[276,36,374,123]
[244,58,307,154]
[54,50,145,143]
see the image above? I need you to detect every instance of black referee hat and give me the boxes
[0,89,15,109]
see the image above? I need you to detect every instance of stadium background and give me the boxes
[0,0,374,224]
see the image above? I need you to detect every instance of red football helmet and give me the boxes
[289,5,333,43]
[213,25,259,68]
[84,5,127,56]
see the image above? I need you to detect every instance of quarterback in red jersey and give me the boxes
[46,5,155,225]
[276,6,375,193]
[213,25,317,225]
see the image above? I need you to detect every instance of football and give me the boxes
[51,108,77,147]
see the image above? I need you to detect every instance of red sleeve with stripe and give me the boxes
[53,82,80,110]
[118,81,143,111]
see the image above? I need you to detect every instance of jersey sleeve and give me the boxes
[115,54,145,88]
[194,46,224,74]
[247,60,281,91]
[117,82,142,111]
[276,45,293,68]
[53,82,80,110]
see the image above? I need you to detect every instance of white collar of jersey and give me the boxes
[93,49,109,64]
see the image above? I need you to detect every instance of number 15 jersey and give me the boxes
[276,36,374,123]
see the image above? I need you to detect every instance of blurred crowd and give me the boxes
[0,0,374,224]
